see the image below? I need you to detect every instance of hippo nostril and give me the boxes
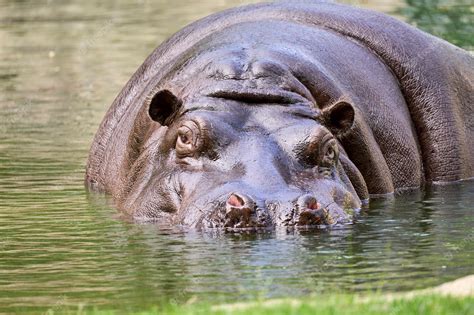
[227,193,245,208]
[307,198,320,210]
[297,194,320,210]
[224,193,258,228]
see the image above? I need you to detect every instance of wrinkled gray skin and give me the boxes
[85,1,474,230]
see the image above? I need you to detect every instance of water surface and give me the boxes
[0,0,473,313]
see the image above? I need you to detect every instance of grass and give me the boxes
[52,294,473,315]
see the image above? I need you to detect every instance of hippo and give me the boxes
[85,1,473,230]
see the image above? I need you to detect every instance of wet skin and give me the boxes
[125,98,361,229]
[85,1,474,231]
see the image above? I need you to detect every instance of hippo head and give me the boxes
[119,82,363,230]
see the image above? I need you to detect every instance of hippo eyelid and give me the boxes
[176,121,202,158]
[294,128,337,168]
[178,126,197,148]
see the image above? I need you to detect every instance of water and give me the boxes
[0,0,473,313]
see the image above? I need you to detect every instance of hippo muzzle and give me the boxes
[198,177,360,230]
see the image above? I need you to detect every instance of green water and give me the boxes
[0,0,473,313]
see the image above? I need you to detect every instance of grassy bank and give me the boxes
[77,294,473,315]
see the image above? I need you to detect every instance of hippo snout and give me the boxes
[214,192,347,230]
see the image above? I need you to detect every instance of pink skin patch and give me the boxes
[306,199,320,210]
[227,194,244,207]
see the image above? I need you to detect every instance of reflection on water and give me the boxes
[0,0,473,313]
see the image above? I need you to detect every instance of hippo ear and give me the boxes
[148,90,182,126]
[322,101,355,135]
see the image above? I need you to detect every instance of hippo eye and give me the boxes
[320,137,339,167]
[327,146,335,159]
[179,132,191,145]
[176,121,201,158]
[297,130,338,169]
